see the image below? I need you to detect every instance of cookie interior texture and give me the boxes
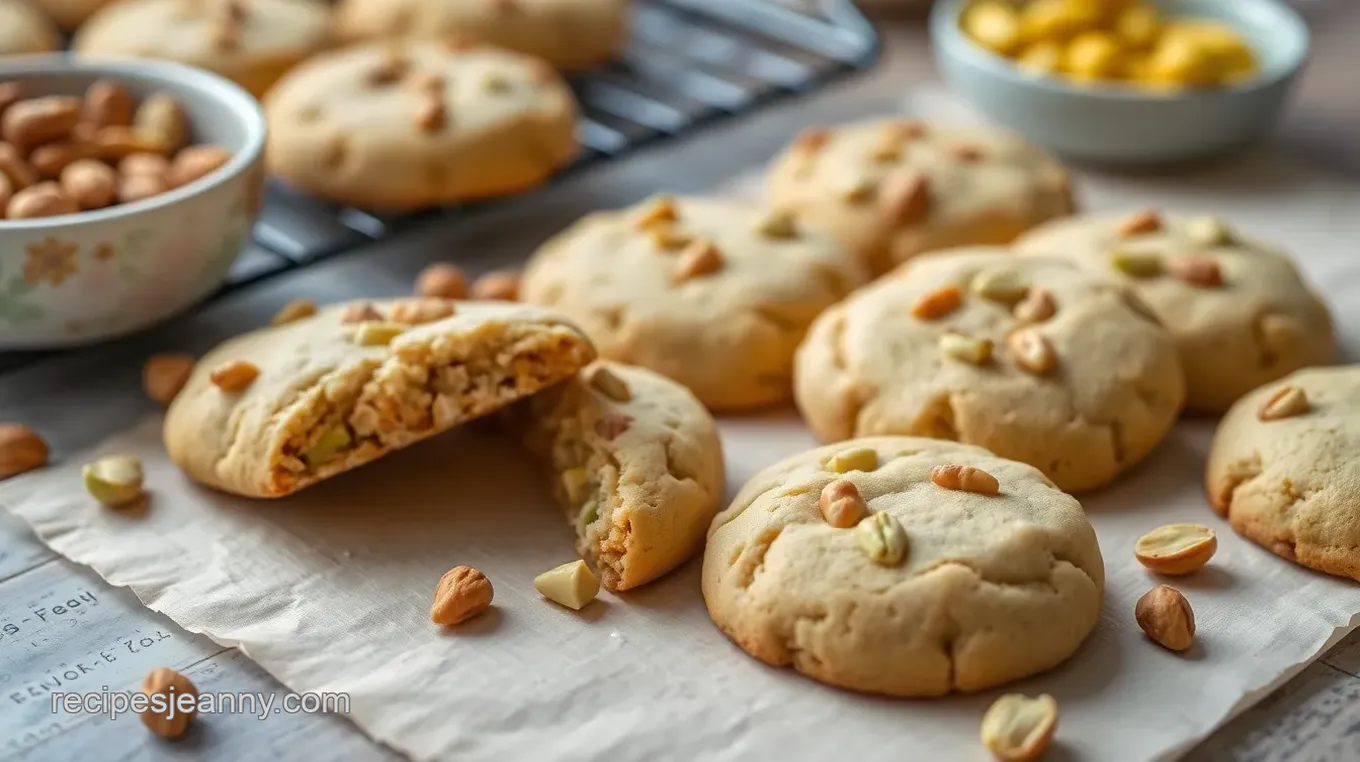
[765,119,1075,276]
[794,248,1185,493]
[520,195,867,411]
[1206,366,1360,581]
[702,436,1104,697]
[511,361,725,591]
[164,300,596,498]
[1016,212,1336,413]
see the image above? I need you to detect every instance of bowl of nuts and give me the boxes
[931,0,1309,165]
[0,55,265,349]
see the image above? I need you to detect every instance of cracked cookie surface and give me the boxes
[1016,211,1335,413]
[702,436,1104,697]
[764,119,1074,276]
[1206,366,1360,581]
[75,0,331,97]
[164,298,595,498]
[794,249,1184,493]
[263,40,578,210]
[520,195,867,411]
[510,361,724,591]
[334,0,628,72]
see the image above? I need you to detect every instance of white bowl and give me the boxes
[0,55,265,349]
[930,0,1310,165]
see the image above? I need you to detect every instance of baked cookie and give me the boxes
[765,119,1075,276]
[703,436,1104,696]
[520,196,867,411]
[75,0,331,98]
[795,249,1184,493]
[164,298,596,498]
[334,0,628,72]
[511,361,725,591]
[0,0,60,55]
[1016,210,1336,413]
[1206,366,1360,581]
[33,0,117,30]
[264,41,578,210]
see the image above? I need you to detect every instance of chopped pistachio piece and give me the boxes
[83,455,145,507]
[940,333,993,365]
[971,268,1030,302]
[1110,249,1163,277]
[754,210,798,239]
[855,511,909,567]
[1186,216,1233,247]
[826,446,878,474]
[576,499,599,533]
[351,321,408,346]
[561,466,590,505]
[534,560,600,610]
[303,426,351,468]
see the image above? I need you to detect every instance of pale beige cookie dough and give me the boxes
[1206,366,1360,581]
[75,0,332,98]
[520,196,867,411]
[703,436,1104,697]
[510,361,725,591]
[0,0,60,55]
[264,41,578,210]
[1016,210,1336,413]
[765,119,1075,276]
[164,298,596,499]
[33,0,116,30]
[795,249,1184,493]
[334,0,628,72]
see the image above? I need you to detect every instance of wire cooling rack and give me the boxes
[0,0,880,373]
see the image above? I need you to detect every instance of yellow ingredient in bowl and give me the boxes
[963,1,1024,55]
[1065,31,1127,81]
[1113,4,1161,49]
[1020,0,1102,43]
[1016,40,1066,75]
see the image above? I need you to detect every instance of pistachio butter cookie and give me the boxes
[263,40,577,210]
[334,0,628,72]
[1016,210,1336,413]
[520,195,867,411]
[794,249,1184,493]
[75,0,332,98]
[164,298,596,499]
[510,361,724,591]
[703,436,1104,696]
[765,119,1075,275]
[0,0,60,55]
[33,0,116,30]
[1206,366,1360,581]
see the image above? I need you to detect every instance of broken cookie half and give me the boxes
[509,361,725,592]
[164,299,596,498]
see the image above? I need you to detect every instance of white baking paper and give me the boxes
[4,104,1360,762]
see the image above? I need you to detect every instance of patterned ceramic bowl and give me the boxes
[0,55,265,349]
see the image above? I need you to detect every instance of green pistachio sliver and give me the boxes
[304,426,352,468]
[576,499,600,533]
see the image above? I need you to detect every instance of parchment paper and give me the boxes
[4,103,1360,761]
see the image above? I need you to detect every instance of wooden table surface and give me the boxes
[3,3,1359,760]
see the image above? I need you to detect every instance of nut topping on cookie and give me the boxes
[367,49,410,86]
[470,269,521,301]
[940,333,993,365]
[270,298,318,326]
[415,263,469,300]
[878,169,929,223]
[911,285,963,320]
[1013,287,1056,323]
[431,566,494,625]
[210,360,259,392]
[945,142,984,163]
[350,321,408,347]
[793,126,830,154]
[972,269,1031,303]
[388,298,455,325]
[1186,216,1234,247]
[595,412,633,440]
[634,195,679,228]
[980,694,1058,762]
[826,447,879,474]
[672,239,725,282]
[1167,256,1223,288]
[1257,385,1309,421]
[1110,249,1163,277]
[1117,208,1163,236]
[1135,523,1217,575]
[819,479,868,528]
[1007,329,1056,376]
[869,125,908,163]
[838,175,877,204]
[648,225,694,251]
[754,209,799,239]
[931,464,1000,495]
[855,511,909,567]
[1135,585,1195,652]
[587,366,632,402]
[340,302,385,324]
[414,93,447,133]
